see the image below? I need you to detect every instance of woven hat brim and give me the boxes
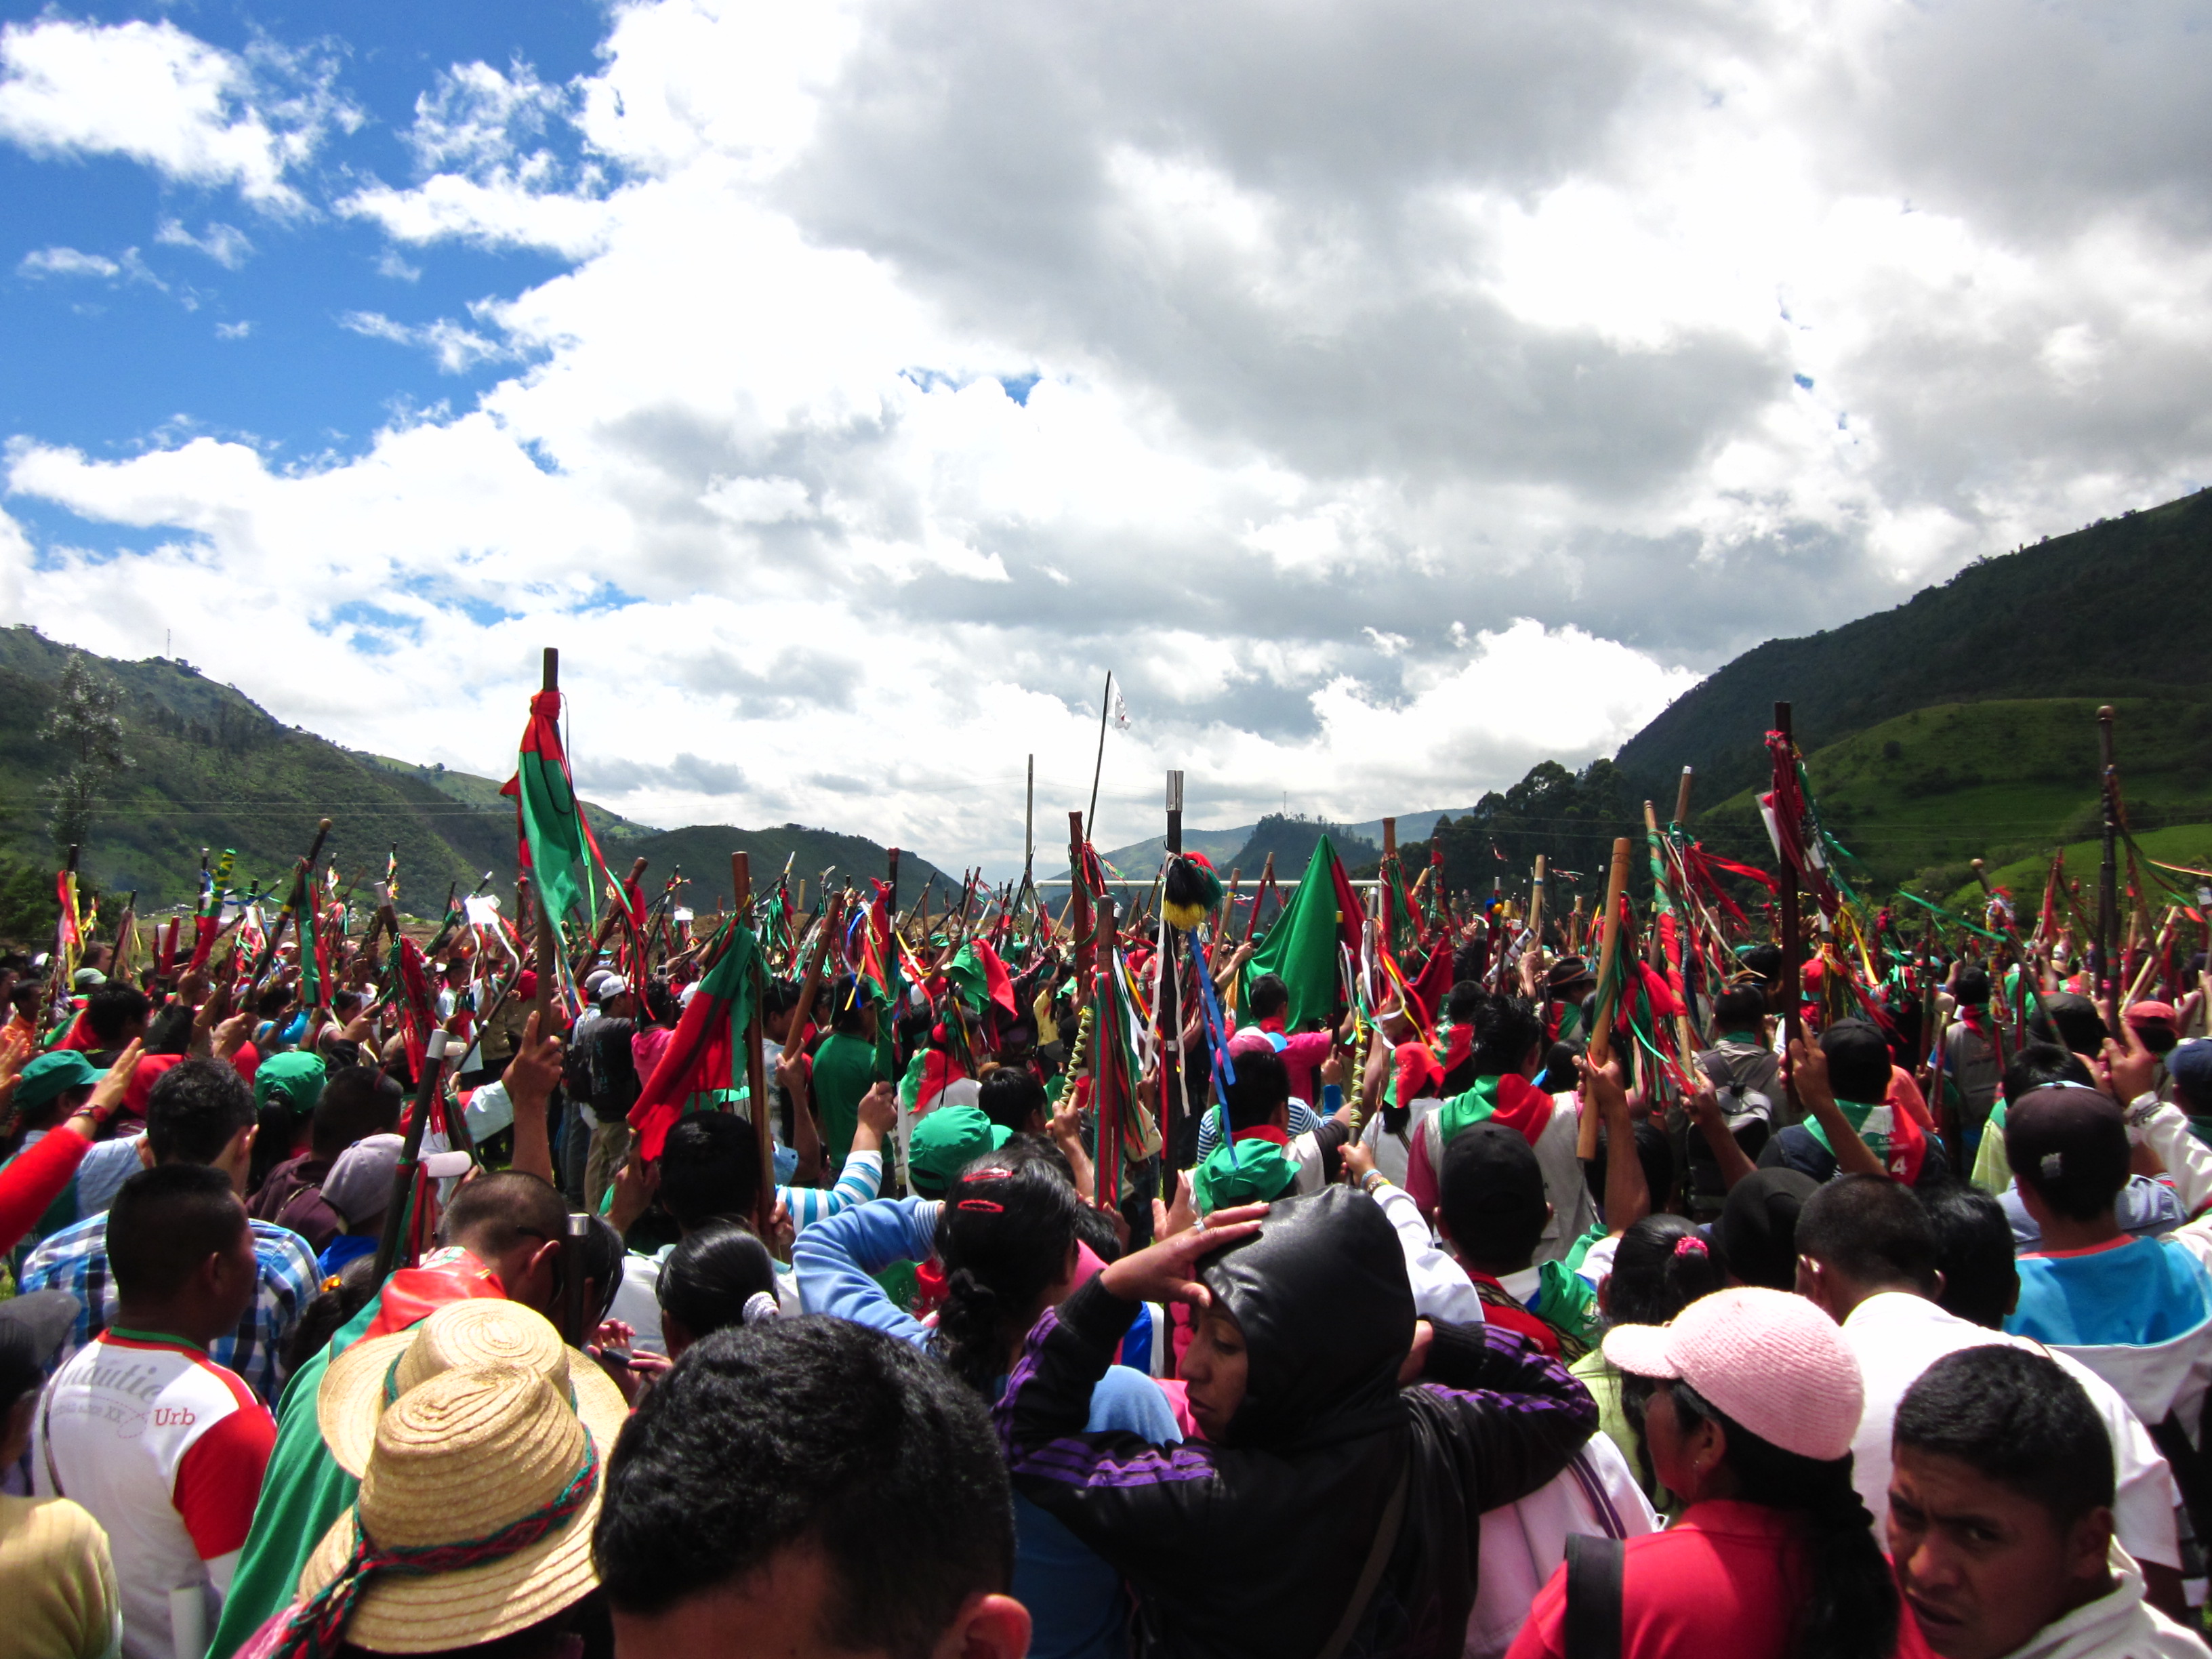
[297,1368,627,1653]
[320,1331,633,1479]
[321,1330,419,1477]
[296,1479,601,1652]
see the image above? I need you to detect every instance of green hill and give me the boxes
[0,628,950,938]
[1689,697,2212,897]
[1959,823,2212,921]
[1616,488,2212,802]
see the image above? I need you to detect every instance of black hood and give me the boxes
[1200,1185,1415,1452]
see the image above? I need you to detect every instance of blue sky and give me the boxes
[0,1,598,474]
[1,0,2208,867]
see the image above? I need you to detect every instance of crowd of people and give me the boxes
[1,842,2211,1659]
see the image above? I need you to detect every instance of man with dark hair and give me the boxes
[1434,1122,1593,1358]
[1891,1346,2207,1658]
[249,1065,404,1249]
[1758,1019,1950,1190]
[1922,1183,2022,1330]
[1794,1176,2184,1608]
[1970,1042,2095,1195]
[20,1057,319,1404]
[35,1165,274,1659]
[605,1086,899,1358]
[80,980,150,1061]
[2030,991,2111,1059]
[596,1317,1031,1659]
[979,1067,1049,1138]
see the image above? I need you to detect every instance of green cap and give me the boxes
[14,1050,100,1113]
[253,1050,327,1115]
[1191,1136,1297,1215]
[908,1104,1011,1196]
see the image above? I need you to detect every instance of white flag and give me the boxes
[1112,691,1130,730]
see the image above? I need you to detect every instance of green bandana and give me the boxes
[1533,1261,1600,1349]
[1191,1138,1297,1214]
[1803,1099,1891,1164]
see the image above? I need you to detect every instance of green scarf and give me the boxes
[1803,1099,1891,1163]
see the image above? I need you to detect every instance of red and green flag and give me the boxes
[629,919,762,1161]
[501,687,612,1002]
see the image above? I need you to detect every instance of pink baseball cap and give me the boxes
[1602,1286,1864,1462]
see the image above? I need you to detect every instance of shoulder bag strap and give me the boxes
[1563,1532,1624,1659]
[1312,1459,1410,1659]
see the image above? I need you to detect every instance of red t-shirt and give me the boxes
[1504,1500,1933,1659]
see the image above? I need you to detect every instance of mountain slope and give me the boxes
[0,628,946,921]
[1689,696,2212,896]
[1616,488,2212,802]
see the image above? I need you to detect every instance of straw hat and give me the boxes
[292,1363,608,1652]
[319,1298,626,1477]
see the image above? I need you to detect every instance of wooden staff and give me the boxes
[1673,766,1696,828]
[1242,852,1277,944]
[1643,801,1703,1066]
[2097,705,2121,1028]
[2125,907,2182,1007]
[790,888,848,1054]
[1579,836,1635,1159]
[250,817,334,984]
[1069,812,1096,983]
[1528,854,1547,960]
[588,857,650,965]
[533,649,562,1034]
[1775,701,1805,1120]
[1160,771,1186,1159]
[371,1027,451,1282]
[733,853,776,1245]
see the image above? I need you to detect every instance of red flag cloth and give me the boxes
[629,924,760,1162]
[1406,944,1455,1027]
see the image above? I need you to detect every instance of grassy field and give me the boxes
[1952,823,2212,918]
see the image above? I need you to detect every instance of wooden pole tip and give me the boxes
[2097,704,2116,720]
[1972,859,1985,872]
[318,817,333,832]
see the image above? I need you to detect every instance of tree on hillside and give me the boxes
[39,653,133,859]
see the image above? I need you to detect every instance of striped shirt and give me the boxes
[781,1148,883,1228]
[20,1216,320,1407]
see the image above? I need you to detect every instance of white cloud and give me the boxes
[18,246,118,279]
[376,249,423,283]
[7,0,2212,869]
[339,310,508,373]
[157,218,254,268]
[215,321,251,340]
[0,19,355,209]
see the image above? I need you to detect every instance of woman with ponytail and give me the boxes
[794,1155,1177,1659]
[1507,1286,1902,1659]
[657,1219,779,1357]
[1572,1212,1729,1512]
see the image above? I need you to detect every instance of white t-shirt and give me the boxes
[1842,1291,2182,1571]
[34,1333,275,1659]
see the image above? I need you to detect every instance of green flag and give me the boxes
[1241,833,1355,1029]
